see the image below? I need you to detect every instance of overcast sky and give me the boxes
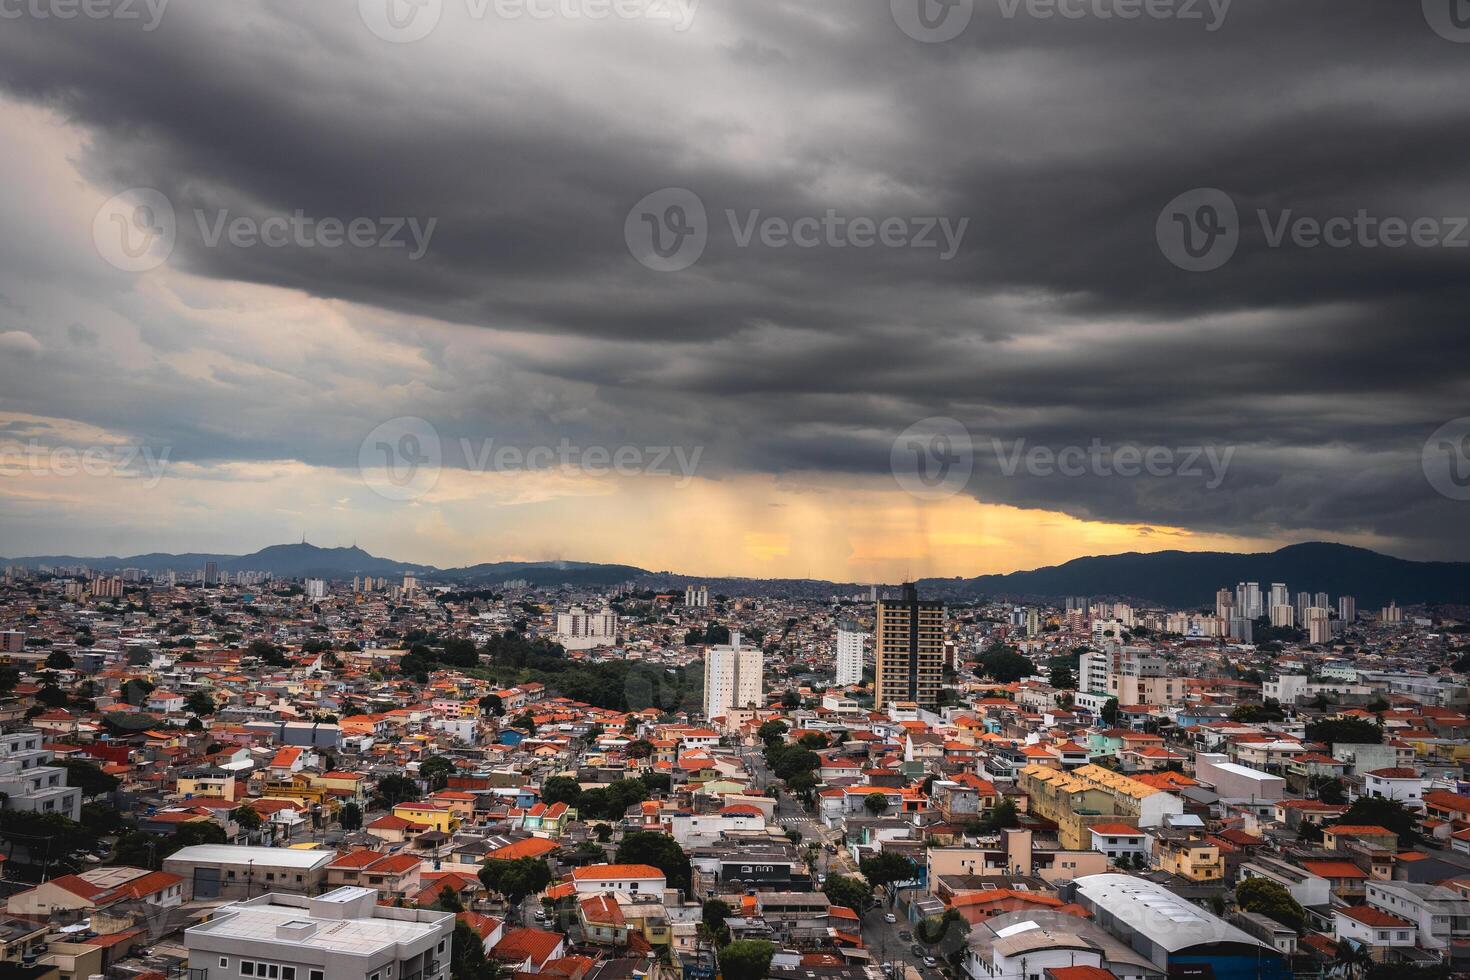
[0,0,1467,579]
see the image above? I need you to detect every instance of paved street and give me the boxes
[861,904,947,980]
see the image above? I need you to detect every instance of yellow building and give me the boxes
[1018,763,1180,850]
[1156,836,1223,882]
[393,800,458,833]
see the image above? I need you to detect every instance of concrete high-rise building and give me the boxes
[1026,608,1041,639]
[834,620,866,687]
[555,604,618,651]
[1295,591,1312,627]
[874,583,945,709]
[1314,591,1330,611]
[703,631,762,721]
[1381,601,1403,624]
[1215,588,1234,621]
[1306,607,1332,644]
[1269,583,1290,611]
[1235,582,1262,620]
[1270,604,1295,629]
[203,561,219,586]
[1229,616,1254,643]
[685,585,709,608]
[305,579,328,600]
[1338,595,1357,622]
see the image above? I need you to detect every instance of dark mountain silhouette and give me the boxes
[5,540,1467,608]
[917,542,1470,608]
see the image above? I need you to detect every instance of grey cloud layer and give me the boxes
[1,0,1468,555]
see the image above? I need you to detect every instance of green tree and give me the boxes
[1101,698,1120,725]
[702,898,733,947]
[1048,665,1076,689]
[479,693,504,716]
[616,831,691,892]
[1335,797,1421,846]
[339,802,363,831]
[232,806,264,832]
[433,885,464,912]
[477,857,552,904]
[975,645,1034,683]
[757,720,789,741]
[860,853,916,891]
[863,792,889,817]
[186,690,216,716]
[449,919,503,980]
[421,755,456,791]
[45,649,75,670]
[373,773,422,808]
[1236,877,1305,931]
[541,776,583,807]
[639,772,672,795]
[61,760,119,798]
[718,941,774,980]
[983,798,1020,832]
[1306,718,1382,745]
[625,739,655,759]
[822,874,873,912]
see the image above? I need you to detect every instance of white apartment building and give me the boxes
[305,579,327,600]
[1364,882,1470,953]
[1269,604,1295,629]
[0,730,81,820]
[185,887,453,980]
[834,620,865,687]
[703,631,762,722]
[685,585,708,608]
[554,604,618,651]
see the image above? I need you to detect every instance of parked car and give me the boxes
[923,957,937,968]
[883,913,897,923]
[911,945,926,958]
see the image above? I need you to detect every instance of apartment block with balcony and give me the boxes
[0,729,81,820]
[185,887,454,980]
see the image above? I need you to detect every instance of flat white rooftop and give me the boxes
[188,893,449,956]
[166,845,335,869]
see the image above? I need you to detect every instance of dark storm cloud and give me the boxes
[1,0,1469,556]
